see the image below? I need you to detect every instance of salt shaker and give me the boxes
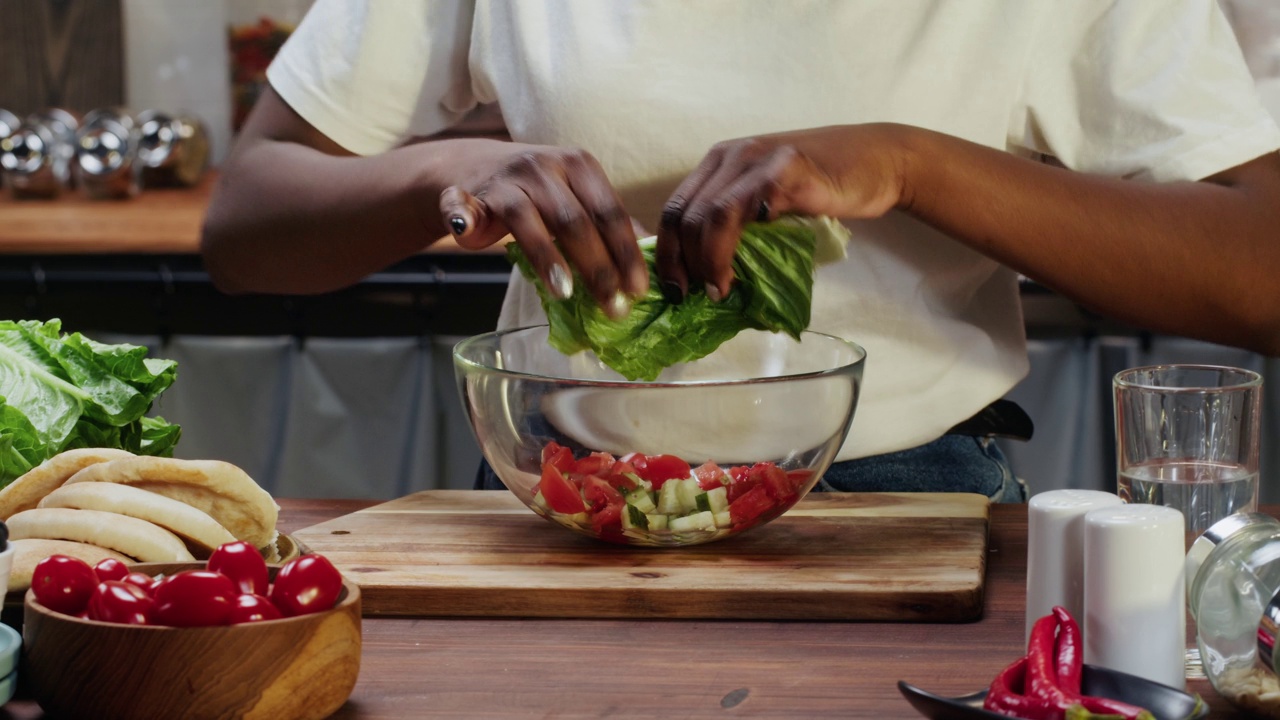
[1025,489,1123,641]
[1083,503,1186,690]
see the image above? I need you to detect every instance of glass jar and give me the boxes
[1187,512,1280,717]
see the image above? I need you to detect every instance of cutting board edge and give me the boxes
[354,583,987,623]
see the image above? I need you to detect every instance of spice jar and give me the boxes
[1187,512,1280,717]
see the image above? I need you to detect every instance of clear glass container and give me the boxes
[1188,512,1280,717]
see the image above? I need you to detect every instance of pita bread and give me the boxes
[38,482,237,557]
[0,448,136,520]
[65,457,278,549]
[8,508,196,563]
[7,538,132,593]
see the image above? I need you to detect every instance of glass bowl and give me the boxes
[453,325,865,547]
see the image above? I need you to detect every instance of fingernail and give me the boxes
[630,265,650,296]
[705,282,723,302]
[548,264,573,300]
[449,216,468,236]
[755,200,770,223]
[661,281,684,305]
[607,290,631,319]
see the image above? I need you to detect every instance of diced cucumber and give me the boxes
[646,513,669,531]
[533,491,548,509]
[669,511,716,533]
[714,510,732,528]
[657,479,682,514]
[706,486,728,514]
[695,492,711,513]
[675,478,701,514]
[626,489,657,514]
[562,512,589,525]
[623,504,649,530]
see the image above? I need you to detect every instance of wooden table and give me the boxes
[0,500,1251,719]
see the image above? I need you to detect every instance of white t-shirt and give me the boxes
[268,0,1280,462]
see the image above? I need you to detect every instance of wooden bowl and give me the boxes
[22,562,361,720]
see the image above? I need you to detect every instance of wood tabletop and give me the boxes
[0,499,1253,719]
[0,172,482,255]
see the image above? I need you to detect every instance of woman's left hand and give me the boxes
[656,124,911,301]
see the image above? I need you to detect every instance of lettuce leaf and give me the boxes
[508,217,847,381]
[0,319,181,486]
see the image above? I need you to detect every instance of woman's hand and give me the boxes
[656,124,911,301]
[438,141,648,317]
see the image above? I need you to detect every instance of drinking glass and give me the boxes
[1113,364,1263,678]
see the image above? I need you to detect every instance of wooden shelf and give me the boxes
[0,171,477,255]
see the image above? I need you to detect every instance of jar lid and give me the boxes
[1186,512,1274,600]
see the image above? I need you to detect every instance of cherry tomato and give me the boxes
[270,555,343,617]
[93,558,130,583]
[152,570,237,627]
[228,593,283,624]
[122,572,157,596]
[207,541,269,596]
[31,555,98,616]
[88,581,153,625]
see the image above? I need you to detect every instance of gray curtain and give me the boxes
[104,333,1277,503]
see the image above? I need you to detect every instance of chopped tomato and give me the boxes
[573,452,616,475]
[725,465,756,502]
[609,460,638,477]
[729,485,774,526]
[750,463,795,503]
[541,442,575,473]
[590,502,623,533]
[604,472,640,492]
[634,454,691,489]
[582,475,623,512]
[540,464,586,514]
[694,462,727,490]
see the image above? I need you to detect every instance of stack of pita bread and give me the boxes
[0,449,279,593]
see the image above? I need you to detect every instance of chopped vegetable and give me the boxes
[531,441,809,542]
[507,217,851,381]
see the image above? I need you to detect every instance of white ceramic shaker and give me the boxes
[1025,489,1123,641]
[1083,504,1187,690]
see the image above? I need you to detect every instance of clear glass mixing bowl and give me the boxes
[453,325,865,547]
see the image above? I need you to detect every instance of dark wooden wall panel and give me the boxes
[0,0,125,116]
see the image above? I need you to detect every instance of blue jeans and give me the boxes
[474,434,1026,503]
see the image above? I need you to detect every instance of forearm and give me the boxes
[202,139,455,295]
[895,126,1280,354]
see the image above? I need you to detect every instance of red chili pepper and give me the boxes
[1052,606,1083,695]
[982,657,1060,720]
[1075,696,1155,720]
[1027,613,1079,709]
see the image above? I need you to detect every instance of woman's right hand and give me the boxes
[438,141,648,318]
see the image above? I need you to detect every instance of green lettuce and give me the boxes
[508,217,849,381]
[0,319,181,486]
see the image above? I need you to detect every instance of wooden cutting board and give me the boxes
[293,490,990,622]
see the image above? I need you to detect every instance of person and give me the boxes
[202,1,1280,503]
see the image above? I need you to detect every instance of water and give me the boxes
[1118,460,1259,547]
[1118,459,1259,681]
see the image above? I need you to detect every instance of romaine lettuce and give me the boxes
[508,216,849,381]
[0,319,181,486]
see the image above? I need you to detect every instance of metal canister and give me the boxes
[0,109,18,141]
[75,113,142,199]
[137,110,209,187]
[0,112,77,199]
[25,108,79,189]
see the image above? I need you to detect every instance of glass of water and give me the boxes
[1113,364,1263,678]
